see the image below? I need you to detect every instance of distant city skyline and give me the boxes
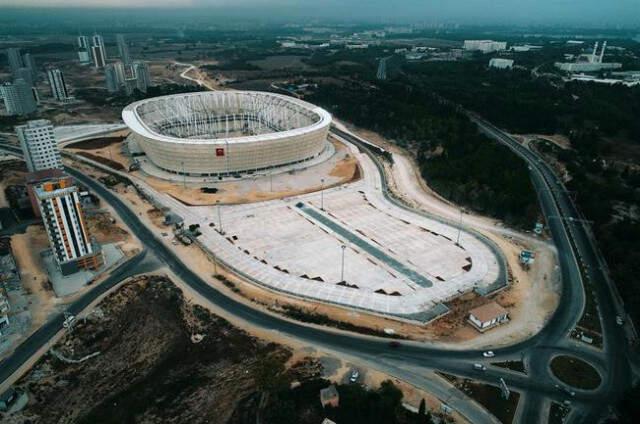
[1,1,639,26]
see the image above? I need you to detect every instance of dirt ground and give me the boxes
[4,276,291,424]
[138,138,359,206]
[66,137,360,206]
[10,226,57,329]
[66,138,131,171]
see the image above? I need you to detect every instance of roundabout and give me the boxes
[550,355,602,391]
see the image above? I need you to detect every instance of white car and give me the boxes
[482,351,495,358]
[616,316,624,326]
[62,315,76,329]
[349,370,360,383]
[473,363,487,371]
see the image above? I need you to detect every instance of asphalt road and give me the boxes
[0,114,634,424]
[0,250,152,388]
[467,114,633,422]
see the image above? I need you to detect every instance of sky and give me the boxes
[2,0,639,26]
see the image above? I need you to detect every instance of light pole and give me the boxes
[270,173,273,192]
[456,209,463,245]
[216,200,223,234]
[181,161,186,189]
[340,244,346,282]
[320,178,325,211]
[212,248,218,276]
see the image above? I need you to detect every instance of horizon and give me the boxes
[1,2,640,28]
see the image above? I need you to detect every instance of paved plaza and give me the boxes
[136,135,505,322]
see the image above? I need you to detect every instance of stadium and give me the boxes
[122,91,332,177]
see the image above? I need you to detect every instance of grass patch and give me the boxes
[548,401,571,424]
[436,372,520,424]
[280,305,405,339]
[492,360,526,374]
[550,355,601,390]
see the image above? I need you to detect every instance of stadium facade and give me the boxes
[122,91,332,177]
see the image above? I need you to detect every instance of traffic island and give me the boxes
[550,355,602,390]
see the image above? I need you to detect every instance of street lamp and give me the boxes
[456,209,463,245]
[340,244,346,283]
[181,161,186,189]
[212,248,218,276]
[216,200,224,234]
[320,178,325,211]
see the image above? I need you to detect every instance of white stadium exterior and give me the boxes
[122,91,332,176]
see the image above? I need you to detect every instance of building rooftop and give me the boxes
[17,119,52,129]
[469,302,508,322]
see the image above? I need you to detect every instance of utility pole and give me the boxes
[340,244,346,282]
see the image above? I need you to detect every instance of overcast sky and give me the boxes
[3,0,639,26]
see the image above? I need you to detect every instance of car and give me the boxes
[616,316,624,326]
[473,363,487,371]
[388,341,401,348]
[482,351,495,358]
[349,370,360,383]
[62,315,76,329]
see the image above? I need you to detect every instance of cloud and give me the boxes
[5,0,196,7]
[2,0,638,25]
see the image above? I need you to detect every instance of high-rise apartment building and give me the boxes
[91,45,106,69]
[133,61,151,93]
[92,34,106,58]
[104,64,121,93]
[47,68,71,102]
[22,53,37,79]
[77,50,91,64]
[77,35,91,64]
[16,120,63,173]
[77,35,89,50]
[6,48,23,75]
[0,79,37,116]
[34,176,103,275]
[91,47,105,68]
[14,67,34,87]
[116,34,131,64]
[90,34,107,68]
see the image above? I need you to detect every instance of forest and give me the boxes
[309,80,539,228]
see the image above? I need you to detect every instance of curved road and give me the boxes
[0,107,633,424]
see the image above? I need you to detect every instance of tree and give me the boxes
[418,398,426,416]
[253,354,289,394]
